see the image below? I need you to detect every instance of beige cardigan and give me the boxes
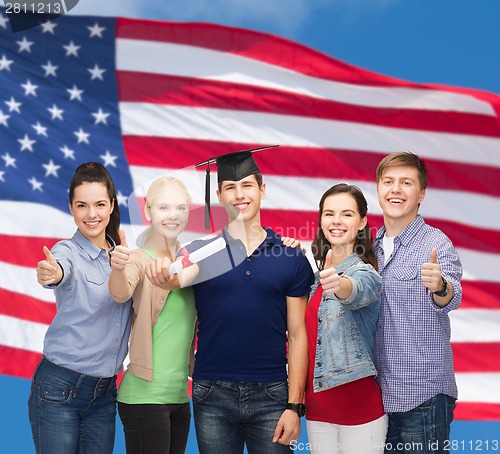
[112,249,173,381]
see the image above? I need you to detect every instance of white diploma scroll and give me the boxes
[169,236,227,275]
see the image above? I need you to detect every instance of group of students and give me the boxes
[29,150,462,454]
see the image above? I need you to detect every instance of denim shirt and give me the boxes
[310,253,382,392]
[43,229,133,377]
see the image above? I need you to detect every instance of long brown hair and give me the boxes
[69,162,121,246]
[311,183,377,271]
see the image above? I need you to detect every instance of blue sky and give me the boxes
[69,0,500,95]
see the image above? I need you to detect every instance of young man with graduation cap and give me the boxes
[147,147,314,453]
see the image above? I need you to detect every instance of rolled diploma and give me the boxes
[169,236,226,275]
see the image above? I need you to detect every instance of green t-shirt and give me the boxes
[117,252,196,404]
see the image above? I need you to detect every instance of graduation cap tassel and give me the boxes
[205,165,211,230]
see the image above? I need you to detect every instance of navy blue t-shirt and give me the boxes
[185,227,314,382]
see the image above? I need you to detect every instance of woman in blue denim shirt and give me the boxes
[29,163,132,454]
[304,184,388,454]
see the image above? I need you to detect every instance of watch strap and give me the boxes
[433,276,448,297]
[285,403,306,417]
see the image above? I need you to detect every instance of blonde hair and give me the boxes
[146,176,192,208]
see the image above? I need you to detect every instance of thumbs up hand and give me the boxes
[421,247,442,292]
[36,246,61,285]
[319,249,340,295]
[110,229,130,270]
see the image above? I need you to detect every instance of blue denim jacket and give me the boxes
[310,253,382,392]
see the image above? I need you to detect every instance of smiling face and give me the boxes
[377,165,426,234]
[69,182,114,247]
[145,187,190,241]
[217,175,265,224]
[320,193,367,262]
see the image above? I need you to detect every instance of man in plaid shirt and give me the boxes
[373,152,463,454]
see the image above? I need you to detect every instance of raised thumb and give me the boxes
[324,248,333,269]
[430,247,438,264]
[43,246,55,263]
[119,229,128,248]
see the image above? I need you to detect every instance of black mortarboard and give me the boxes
[215,150,261,183]
[194,145,279,230]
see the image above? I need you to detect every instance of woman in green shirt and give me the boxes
[109,176,197,454]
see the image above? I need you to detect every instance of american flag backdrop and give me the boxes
[0,12,499,422]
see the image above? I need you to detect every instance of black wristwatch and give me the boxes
[286,403,306,417]
[433,276,449,297]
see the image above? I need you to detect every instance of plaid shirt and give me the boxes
[373,215,463,413]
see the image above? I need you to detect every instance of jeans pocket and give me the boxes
[264,381,288,404]
[39,379,73,404]
[192,381,214,404]
[398,401,434,454]
[400,431,426,454]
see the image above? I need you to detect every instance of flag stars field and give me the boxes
[28,176,43,191]
[63,41,81,57]
[67,85,84,101]
[1,153,16,167]
[41,60,58,77]
[88,64,106,80]
[0,54,13,70]
[21,79,38,96]
[0,110,10,126]
[42,160,61,177]
[88,23,106,38]
[40,21,57,34]
[16,36,34,53]
[74,128,90,144]
[0,13,132,217]
[18,134,36,152]
[0,14,7,29]
[48,104,64,120]
[100,150,118,167]
[59,145,75,160]
[92,108,110,124]
[32,122,48,136]
[5,97,21,112]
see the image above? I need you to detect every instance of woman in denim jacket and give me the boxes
[305,184,388,454]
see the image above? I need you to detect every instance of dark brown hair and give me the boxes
[311,183,377,271]
[69,162,121,245]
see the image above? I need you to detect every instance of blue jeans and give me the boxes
[385,394,456,454]
[118,402,191,454]
[28,356,118,454]
[192,380,292,454]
